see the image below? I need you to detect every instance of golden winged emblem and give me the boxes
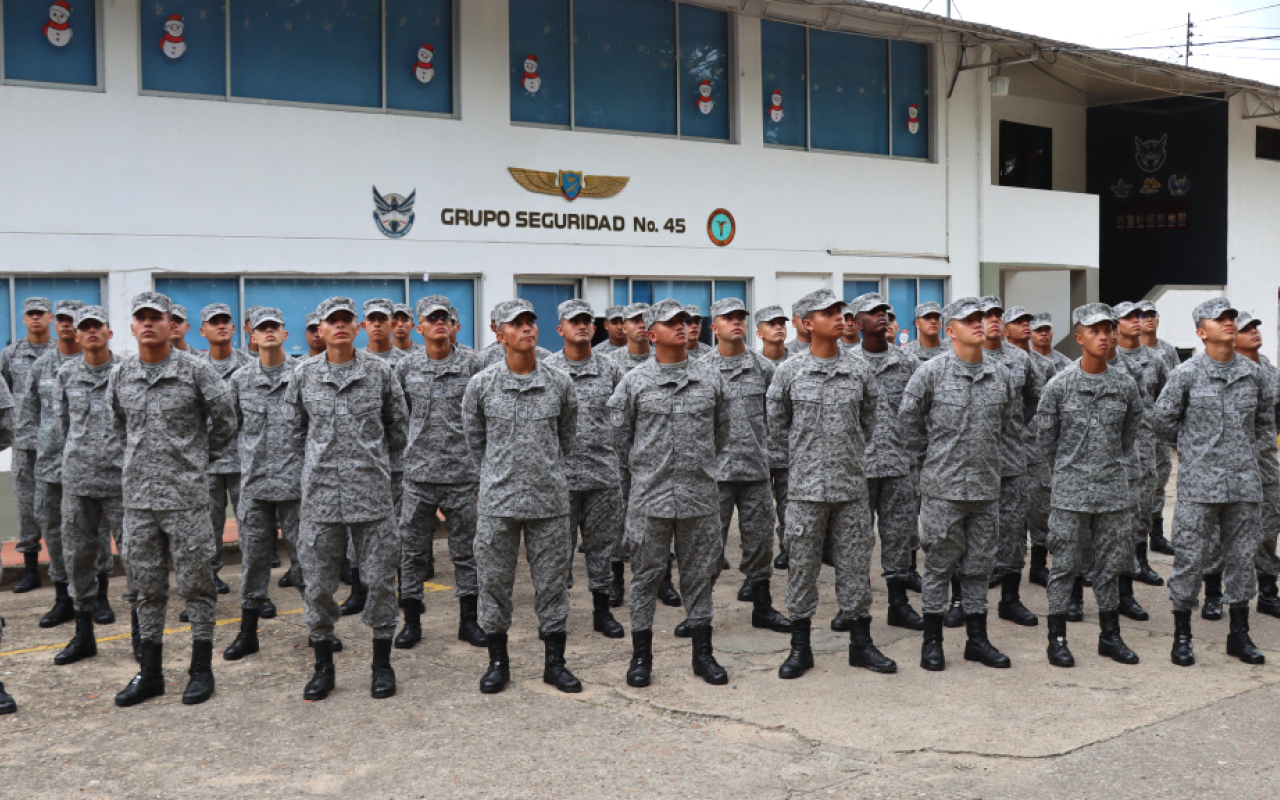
[508,167,630,201]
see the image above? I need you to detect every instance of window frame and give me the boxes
[842,273,948,342]
[0,0,105,92]
[611,276,753,310]
[3,273,109,343]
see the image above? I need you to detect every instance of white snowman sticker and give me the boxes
[160,14,187,59]
[769,90,784,123]
[908,103,920,134]
[43,0,73,47]
[522,55,541,94]
[414,44,435,84]
[696,80,714,115]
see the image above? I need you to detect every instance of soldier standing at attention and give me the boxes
[840,302,861,350]
[393,296,487,651]
[481,301,553,368]
[703,298,791,631]
[683,306,713,359]
[241,307,262,358]
[768,289,894,679]
[391,303,422,354]
[288,297,408,701]
[545,299,628,639]
[464,301,580,694]
[899,297,1017,671]
[222,307,304,661]
[755,306,792,571]
[785,306,812,357]
[612,303,653,374]
[1153,298,1274,667]
[1030,314,1071,370]
[1232,313,1280,619]
[110,292,237,707]
[1036,304,1144,667]
[448,306,473,353]
[363,299,406,365]
[1138,300,1180,557]
[596,306,628,356]
[902,302,947,363]
[304,313,325,357]
[1024,313,1072,587]
[169,305,191,352]
[4,297,54,593]
[53,305,133,666]
[21,300,86,629]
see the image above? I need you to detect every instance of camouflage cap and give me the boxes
[415,295,451,320]
[709,297,747,318]
[1031,313,1053,330]
[250,306,285,328]
[489,303,507,324]
[131,292,171,316]
[53,299,85,318]
[1237,311,1260,331]
[362,298,394,318]
[754,305,787,325]
[495,298,537,326]
[1137,300,1157,314]
[1002,305,1033,324]
[644,298,689,329]
[171,304,188,322]
[914,301,943,319]
[316,296,357,321]
[448,306,460,323]
[1111,301,1142,319]
[1192,297,1237,325]
[604,305,625,321]
[793,288,843,319]
[244,305,263,321]
[75,305,108,326]
[392,303,414,318]
[623,302,650,321]
[850,293,892,316]
[305,312,320,328]
[978,295,1004,313]
[682,304,704,319]
[942,296,983,322]
[200,303,233,324]
[1072,303,1116,327]
[557,298,595,320]
[23,297,51,314]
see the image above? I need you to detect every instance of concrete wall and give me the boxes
[1226,94,1280,364]
[991,93,1088,193]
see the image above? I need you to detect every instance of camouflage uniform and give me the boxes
[611,347,653,375]
[463,358,577,635]
[757,306,792,554]
[481,341,552,368]
[1139,301,1182,517]
[686,342,714,359]
[0,306,53,558]
[784,339,810,358]
[901,340,949,363]
[1248,354,1280,578]
[1027,347,1074,549]
[1111,337,1170,558]
[984,341,1041,578]
[198,334,254,574]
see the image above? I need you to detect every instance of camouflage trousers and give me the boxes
[124,506,218,642]
[1046,508,1128,615]
[1168,499,1260,612]
[616,467,632,562]
[771,468,790,556]
[995,474,1032,577]
[569,487,624,595]
[62,493,131,613]
[12,449,39,555]
[1026,461,1052,549]
[867,475,918,584]
[1201,484,1280,577]
[626,513,719,632]
[1151,446,1173,517]
[783,500,873,621]
[301,516,399,640]
[347,473,403,570]
[206,472,240,572]
[238,497,300,611]
[399,480,478,603]
[718,480,776,587]
[477,515,571,636]
[36,480,67,584]
[919,496,998,616]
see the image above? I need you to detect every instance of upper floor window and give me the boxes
[2,0,100,89]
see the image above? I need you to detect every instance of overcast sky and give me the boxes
[894,0,1280,87]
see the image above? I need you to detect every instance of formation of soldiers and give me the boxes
[0,285,1275,715]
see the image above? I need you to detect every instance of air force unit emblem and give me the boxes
[373,186,416,238]
[508,167,629,201]
[559,170,583,201]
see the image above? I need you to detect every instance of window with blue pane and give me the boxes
[517,284,576,347]
[155,277,240,350]
[386,0,453,115]
[229,0,380,108]
[761,20,806,148]
[887,278,917,344]
[410,278,475,348]
[3,0,98,86]
[0,283,9,350]
[678,3,729,142]
[11,278,98,347]
[713,281,746,303]
[809,30,888,155]
[843,280,879,302]
[140,1,226,96]
[243,278,405,355]
[613,281,629,308]
[573,0,676,136]
[891,41,929,159]
[510,0,570,127]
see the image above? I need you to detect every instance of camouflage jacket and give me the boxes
[231,359,304,502]
[702,348,775,483]
[0,339,52,450]
[200,349,254,474]
[56,355,123,498]
[480,341,552,369]
[394,346,483,484]
[983,342,1041,474]
[849,344,919,479]
[901,339,949,363]
[544,350,623,491]
[20,349,82,483]
[686,342,714,360]
[0,379,13,452]
[611,347,653,375]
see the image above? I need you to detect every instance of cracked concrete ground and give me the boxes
[3,502,1279,799]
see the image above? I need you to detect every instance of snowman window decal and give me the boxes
[907,103,920,135]
[768,90,784,123]
[696,80,714,115]
[522,55,541,95]
[43,0,73,48]
[414,44,435,84]
[160,14,187,60]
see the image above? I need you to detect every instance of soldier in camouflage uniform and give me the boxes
[902,302,948,363]
[21,300,87,629]
[1036,304,1144,668]
[53,306,134,666]
[546,299,629,639]
[1025,313,1073,587]
[480,301,553,368]
[596,306,628,357]
[391,303,424,354]
[169,305,191,352]
[900,297,1018,671]
[1152,298,1275,667]
[393,295,487,651]
[703,297,791,632]
[221,307,304,662]
[4,297,54,593]
[755,305,792,570]
[1138,300,1180,557]
[769,289,896,679]
[683,305,714,359]
[110,292,238,708]
[448,305,474,353]
[785,305,812,358]
[304,312,325,357]
[1231,312,1280,619]
[840,301,862,350]
[464,300,581,695]
[608,299,731,688]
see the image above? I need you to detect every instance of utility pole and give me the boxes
[1185,13,1193,67]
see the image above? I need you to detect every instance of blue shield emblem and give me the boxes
[559,170,583,201]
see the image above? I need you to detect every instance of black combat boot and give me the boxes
[130,607,142,662]
[1226,605,1266,665]
[304,638,336,701]
[963,613,1011,668]
[115,640,165,707]
[1258,573,1280,618]
[222,608,260,661]
[821,533,835,567]
[93,573,116,625]
[1170,609,1195,666]
[12,552,40,593]
[54,610,98,666]
[270,542,281,569]
[394,598,423,649]
[830,611,854,632]
[690,625,728,685]
[479,632,510,694]
[340,575,367,617]
[1118,574,1149,621]
[39,582,75,628]
[1066,576,1084,622]
[849,616,896,673]
[592,590,625,638]
[182,640,216,704]
[906,549,923,593]
[609,561,626,608]
[1149,514,1174,555]
[920,613,945,671]
[673,619,692,638]
[371,637,396,698]
[1134,542,1164,586]
[777,617,814,679]
[997,573,1038,626]
[278,570,295,588]
[618,629,652,688]
[736,578,752,602]
[212,571,230,595]
[774,551,789,570]
[657,563,682,607]
[750,581,792,633]
[259,597,277,619]
[1081,569,1094,587]
[458,595,487,647]
[1097,610,1139,665]
[308,634,343,652]
[886,581,924,631]
[340,555,353,586]
[943,575,965,628]
[1028,545,1049,587]
[1046,614,1073,667]
[0,682,13,715]
[542,631,582,693]
[1202,573,1224,620]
